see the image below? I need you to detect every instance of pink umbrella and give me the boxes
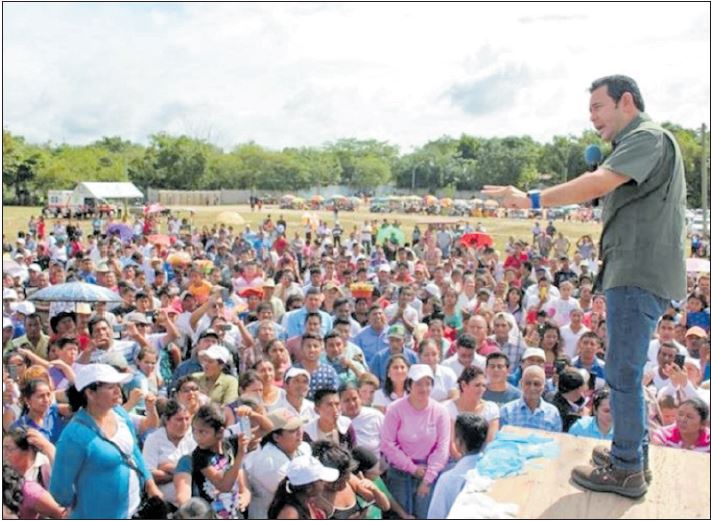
[144,203,165,215]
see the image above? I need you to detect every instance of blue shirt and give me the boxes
[427,453,481,519]
[295,362,340,401]
[353,326,390,366]
[369,347,419,384]
[12,403,66,444]
[572,356,606,381]
[500,398,562,432]
[283,308,333,338]
[568,416,614,440]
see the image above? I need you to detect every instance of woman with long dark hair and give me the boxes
[50,364,162,518]
[267,455,339,519]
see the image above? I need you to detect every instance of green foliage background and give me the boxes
[3,125,708,206]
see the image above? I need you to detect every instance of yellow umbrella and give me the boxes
[423,195,438,206]
[215,211,245,226]
[440,197,453,208]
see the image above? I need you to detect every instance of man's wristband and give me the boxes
[527,190,542,210]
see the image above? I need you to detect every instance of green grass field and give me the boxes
[2,204,603,254]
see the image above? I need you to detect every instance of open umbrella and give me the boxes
[146,234,172,247]
[686,258,710,273]
[28,282,122,303]
[106,223,134,242]
[281,194,295,201]
[440,197,453,208]
[311,195,324,204]
[215,211,245,226]
[460,232,494,249]
[376,225,406,246]
[484,199,500,209]
[144,203,165,215]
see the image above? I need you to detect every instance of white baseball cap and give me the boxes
[2,288,18,301]
[200,344,231,364]
[74,363,132,391]
[522,347,546,361]
[28,263,42,273]
[407,364,434,382]
[284,366,311,383]
[377,264,391,273]
[11,301,35,315]
[423,283,441,300]
[286,455,339,487]
[3,317,13,330]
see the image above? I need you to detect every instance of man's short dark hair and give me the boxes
[457,333,477,350]
[333,318,351,328]
[304,312,322,325]
[313,388,338,406]
[486,352,510,367]
[454,413,488,454]
[301,333,322,346]
[88,316,109,336]
[590,75,645,112]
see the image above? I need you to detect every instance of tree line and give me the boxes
[2,124,708,207]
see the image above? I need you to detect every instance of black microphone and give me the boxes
[584,144,602,172]
[585,144,603,206]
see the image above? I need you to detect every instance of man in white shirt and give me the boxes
[644,341,679,391]
[339,383,384,458]
[647,314,688,362]
[272,367,317,421]
[442,334,486,377]
[560,308,589,359]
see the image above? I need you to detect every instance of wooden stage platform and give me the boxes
[450,426,710,519]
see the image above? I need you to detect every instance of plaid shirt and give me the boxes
[500,398,562,432]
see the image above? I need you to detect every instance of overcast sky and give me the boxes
[3,2,709,152]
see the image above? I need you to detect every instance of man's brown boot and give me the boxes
[571,462,648,499]
[591,446,653,484]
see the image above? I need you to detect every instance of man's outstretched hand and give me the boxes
[482,185,531,209]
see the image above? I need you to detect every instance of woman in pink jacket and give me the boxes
[380,364,451,519]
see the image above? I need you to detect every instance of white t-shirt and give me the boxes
[141,427,197,506]
[441,353,486,378]
[372,389,405,411]
[548,297,580,327]
[442,399,500,424]
[647,338,688,363]
[383,303,420,325]
[271,394,317,422]
[560,324,590,359]
[349,406,385,457]
[431,364,459,402]
[111,411,141,517]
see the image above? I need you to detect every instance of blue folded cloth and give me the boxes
[476,431,560,479]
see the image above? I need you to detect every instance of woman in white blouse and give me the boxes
[141,399,197,508]
[442,366,499,459]
[372,355,410,414]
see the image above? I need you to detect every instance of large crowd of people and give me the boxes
[2,209,709,519]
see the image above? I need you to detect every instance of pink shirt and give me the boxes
[380,397,451,484]
[652,424,710,453]
[19,480,46,519]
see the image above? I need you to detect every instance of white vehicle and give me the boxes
[46,190,73,217]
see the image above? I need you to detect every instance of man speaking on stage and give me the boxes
[483,75,686,499]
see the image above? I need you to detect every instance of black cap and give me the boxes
[50,311,76,333]
[198,328,220,341]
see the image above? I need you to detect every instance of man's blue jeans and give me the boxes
[605,286,669,471]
